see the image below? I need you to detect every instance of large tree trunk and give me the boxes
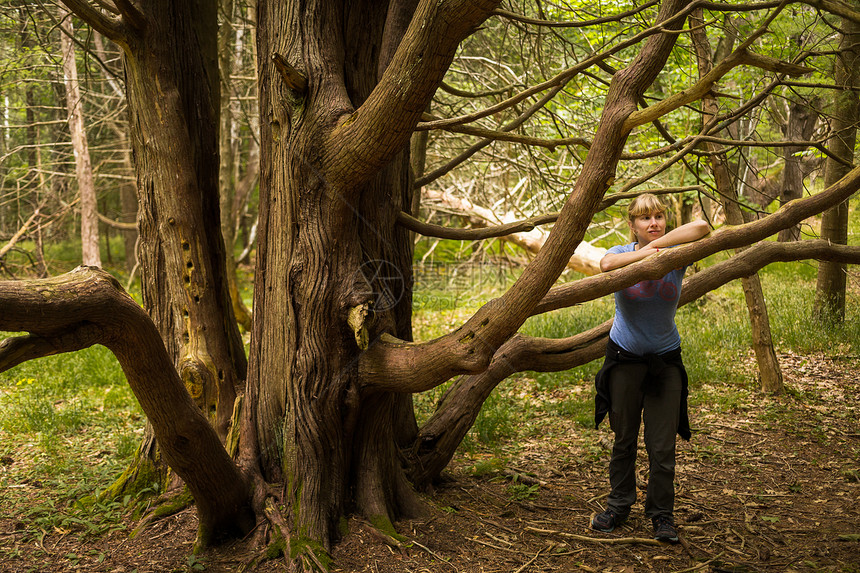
[814,2,860,321]
[690,10,784,394]
[244,0,431,551]
[60,0,248,499]
[59,9,101,267]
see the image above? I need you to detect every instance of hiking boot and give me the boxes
[590,508,626,533]
[652,515,679,543]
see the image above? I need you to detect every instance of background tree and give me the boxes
[59,6,100,267]
[814,0,860,321]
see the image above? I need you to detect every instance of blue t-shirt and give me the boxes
[607,242,686,356]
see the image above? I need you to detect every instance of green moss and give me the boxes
[264,532,286,559]
[151,490,193,518]
[99,452,162,513]
[338,516,349,537]
[368,514,407,543]
[289,537,333,570]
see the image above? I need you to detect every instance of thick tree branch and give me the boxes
[0,267,254,546]
[329,0,501,185]
[59,0,129,44]
[535,166,860,315]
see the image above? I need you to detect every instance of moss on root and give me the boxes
[368,514,407,543]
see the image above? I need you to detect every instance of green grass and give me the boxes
[0,337,142,550]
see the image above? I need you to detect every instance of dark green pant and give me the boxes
[606,361,682,520]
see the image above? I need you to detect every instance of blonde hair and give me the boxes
[627,193,667,240]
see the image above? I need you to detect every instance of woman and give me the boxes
[591,193,709,543]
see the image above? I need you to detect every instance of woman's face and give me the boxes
[629,210,666,246]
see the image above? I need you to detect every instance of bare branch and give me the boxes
[492,0,660,28]
[423,112,591,150]
[416,4,698,133]
[397,210,555,240]
[0,211,41,261]
[624,49,813,132]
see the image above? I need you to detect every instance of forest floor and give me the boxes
[1,351,859,573]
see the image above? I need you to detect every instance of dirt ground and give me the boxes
[1,352,858,573]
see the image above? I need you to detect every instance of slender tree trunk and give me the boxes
[814,3,860,322]
[690,9,783,393]
[777,99,820,241]
[218,0,254,331]
[59,9,101,267]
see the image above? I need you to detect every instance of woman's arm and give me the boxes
[647,219,710,249]
[599,245,658,272]
[599,220,710,272]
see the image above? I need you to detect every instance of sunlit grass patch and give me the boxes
[0,335,142,548]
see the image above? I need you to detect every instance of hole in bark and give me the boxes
[186,261,193,269]
[193,295,201,303]
[182,241,190,251]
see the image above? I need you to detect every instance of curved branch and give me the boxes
[329,0,501,184]
[0,267,254,546]
[424,112,591,150]
[800,0,860,23]
[397,210,556,240]
[624,49,812,132]
[439,81,516,98]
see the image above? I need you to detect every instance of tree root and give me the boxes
[247,497,333,572]
[130,488,194,539]
[525,525,661,546]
